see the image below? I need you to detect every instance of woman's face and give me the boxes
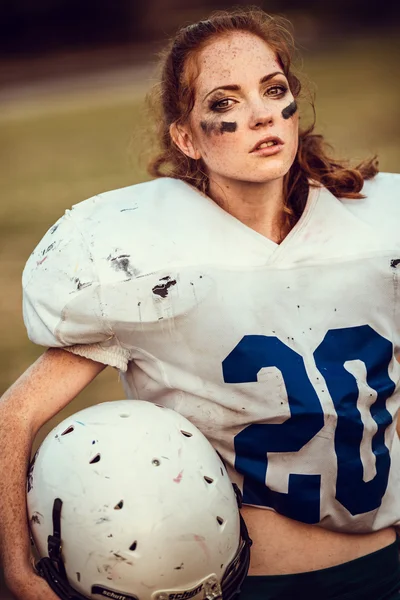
[181,32,299,187]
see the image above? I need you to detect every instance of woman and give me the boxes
[1,7,400,600]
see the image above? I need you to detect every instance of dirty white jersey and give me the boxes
[23,173,400,533]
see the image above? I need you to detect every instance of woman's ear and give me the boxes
[170,122,201,160]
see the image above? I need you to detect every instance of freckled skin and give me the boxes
[282,100,298,120]
[188,32,299,187]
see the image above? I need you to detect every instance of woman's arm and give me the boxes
[0,348,106,599]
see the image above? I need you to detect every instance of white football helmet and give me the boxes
[27,400,251,600]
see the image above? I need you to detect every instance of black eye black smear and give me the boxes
[282,100,298,120]
[200,120,237,135]
[220,121,237,133]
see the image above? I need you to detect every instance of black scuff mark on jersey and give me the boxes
[391,259,400,268]
[30,512,43,525]
[174,562,184,570]
[36,255,48,267]
[50,224,59,234]
[108,254,139,278]
[41,241,57,255]
[120,207,138,212]
[282,100,298,120]
[152,276,177,298]
[36,241,58,266]
[74,278,93,291]
[27,450,39,492]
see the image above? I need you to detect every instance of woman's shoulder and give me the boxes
[360,171,400,199]
[340,172,400,231]
[23,178,189,285]
[342,172,400,212]
[69,177,201,224]
[62,177,236,268]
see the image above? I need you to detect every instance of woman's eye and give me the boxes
[210,98,234,111]
[266,85,287,97]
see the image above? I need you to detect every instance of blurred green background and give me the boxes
[0,0,399,596]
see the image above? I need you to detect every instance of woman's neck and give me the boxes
[208,176,288,243]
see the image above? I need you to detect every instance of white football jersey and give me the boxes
[23,173,400,533]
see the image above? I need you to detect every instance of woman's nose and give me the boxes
[248,98,274,130]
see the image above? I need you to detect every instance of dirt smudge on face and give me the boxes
[200,120,215,135]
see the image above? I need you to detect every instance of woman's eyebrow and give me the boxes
[259,71,285,84]
[203,71,285,102]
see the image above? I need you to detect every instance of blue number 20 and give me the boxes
[222,325,395,523]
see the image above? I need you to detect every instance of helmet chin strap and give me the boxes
[37,557,89,600]
[36,498,90,600]
[36,491,252,600]
[47,498,67,579]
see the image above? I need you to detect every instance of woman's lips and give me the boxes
[250,142,284,156]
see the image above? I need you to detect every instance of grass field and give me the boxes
[0,31,399,599]
[1,33,400,446]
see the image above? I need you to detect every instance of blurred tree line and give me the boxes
[1,0,399,56]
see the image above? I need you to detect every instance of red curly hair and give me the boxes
[147,7,378,229]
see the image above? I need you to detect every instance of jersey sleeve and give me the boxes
[22,209,130,371]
